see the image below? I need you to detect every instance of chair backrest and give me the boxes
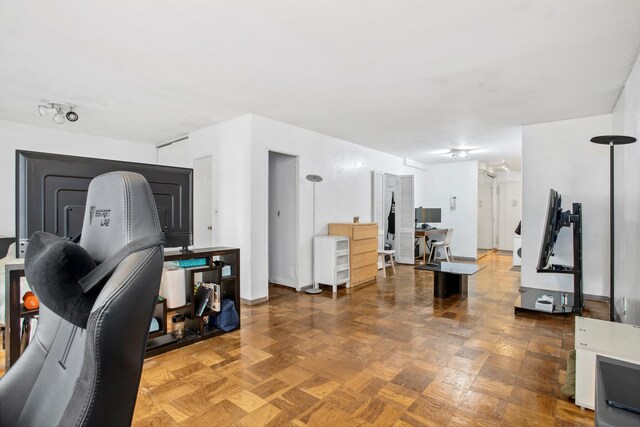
[443,228,454,245]
[0,172,164,427]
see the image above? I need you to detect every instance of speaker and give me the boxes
[513,236,522,266]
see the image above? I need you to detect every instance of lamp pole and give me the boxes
[590,135,636,321]
[305,174,323,294]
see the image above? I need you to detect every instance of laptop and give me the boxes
[600,360,640,414]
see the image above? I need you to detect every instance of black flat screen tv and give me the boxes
[537,188,563,270]
[16,150,193,257]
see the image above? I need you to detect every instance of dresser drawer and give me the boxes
[352,264,378,285]
[352,251,377,269]
[352,224,378,240]
[352,238,377,255]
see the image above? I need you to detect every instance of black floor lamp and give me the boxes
[590,135,637,321]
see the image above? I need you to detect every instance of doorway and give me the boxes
[477,169,495,258]
[268,151,298,289]
[193,156,213,248]
[372,171,415,265]
[477,168,522,256]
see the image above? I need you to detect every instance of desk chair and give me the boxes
[0,172,164,427]
[378,249,396,278]
[428,229,454,262]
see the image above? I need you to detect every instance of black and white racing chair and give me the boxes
[0,171,164,427]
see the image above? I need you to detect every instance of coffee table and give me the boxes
[415,262,485,299]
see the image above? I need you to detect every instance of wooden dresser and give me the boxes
[328,223,378,287]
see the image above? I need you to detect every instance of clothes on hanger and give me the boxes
[387,192,395,238]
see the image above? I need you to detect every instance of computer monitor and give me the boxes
[415,207,441,224]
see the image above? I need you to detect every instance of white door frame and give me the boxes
[267,149,300,290]
[192,155,213,248]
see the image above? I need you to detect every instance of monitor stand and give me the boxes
[514,288,575,315]
[180,245,193,253]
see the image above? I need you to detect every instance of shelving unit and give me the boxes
[313,235,350,292]
[146,247,241,357]
[4,247,240,369]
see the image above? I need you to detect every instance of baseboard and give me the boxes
[584,294,609,302]
[269,276,297,288]
[241,296,269,305]
[453,256,476,261]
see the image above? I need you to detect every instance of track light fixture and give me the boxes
[38,103,78,124]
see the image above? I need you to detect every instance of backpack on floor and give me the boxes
[209,299,239,332]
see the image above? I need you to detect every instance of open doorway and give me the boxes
[477,169,495,259]
[477,168,522,258]
[372,171,415,265]
[268,151,298,291]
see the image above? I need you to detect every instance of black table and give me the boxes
[415,262,485,299]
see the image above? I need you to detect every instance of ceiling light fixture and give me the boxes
[37,103,79,124]
[449,149,469,159]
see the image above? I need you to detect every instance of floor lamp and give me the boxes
[305,174,323,294]
[590,135,637,321]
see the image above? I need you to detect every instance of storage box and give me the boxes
[159,268,187,308]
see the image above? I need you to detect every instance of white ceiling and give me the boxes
[1,1,639,166]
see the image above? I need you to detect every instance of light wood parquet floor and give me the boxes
[0,252,606,426]
[132,252,607,427]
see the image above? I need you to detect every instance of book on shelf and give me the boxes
[194,285,212,317]
[195,282,220,315]
[210,283,221,312]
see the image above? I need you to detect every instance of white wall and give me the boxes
[522,114,611,297]
[414,161,479,259]
[250,115,428,301]
[0,119,157,237]
[612,53,640,325]
[183,115,254,299]
[177,114,480,302]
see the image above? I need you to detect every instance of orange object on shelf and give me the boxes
[23,291,39,310]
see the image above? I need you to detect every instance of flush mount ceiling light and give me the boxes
[38,103,79,124]
[449,149,469,159]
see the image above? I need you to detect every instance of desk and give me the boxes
[415,262,485,299]
[415,228,446,264]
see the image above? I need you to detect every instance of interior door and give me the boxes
[372,171,385,252]
[395,174,415,264]
[193,156,213,248]
[268,152,298,288]
[477,179,494,249]
[497,181,522,251]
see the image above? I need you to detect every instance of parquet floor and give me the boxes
[132,252,607,426]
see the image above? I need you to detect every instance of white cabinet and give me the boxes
[314,236,350,293]
[575,316,640,409]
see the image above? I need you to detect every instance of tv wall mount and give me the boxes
[515,202,583,315]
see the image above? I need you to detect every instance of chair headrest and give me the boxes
[80,171,161,263]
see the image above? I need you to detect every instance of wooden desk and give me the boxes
[415,228,447,264]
